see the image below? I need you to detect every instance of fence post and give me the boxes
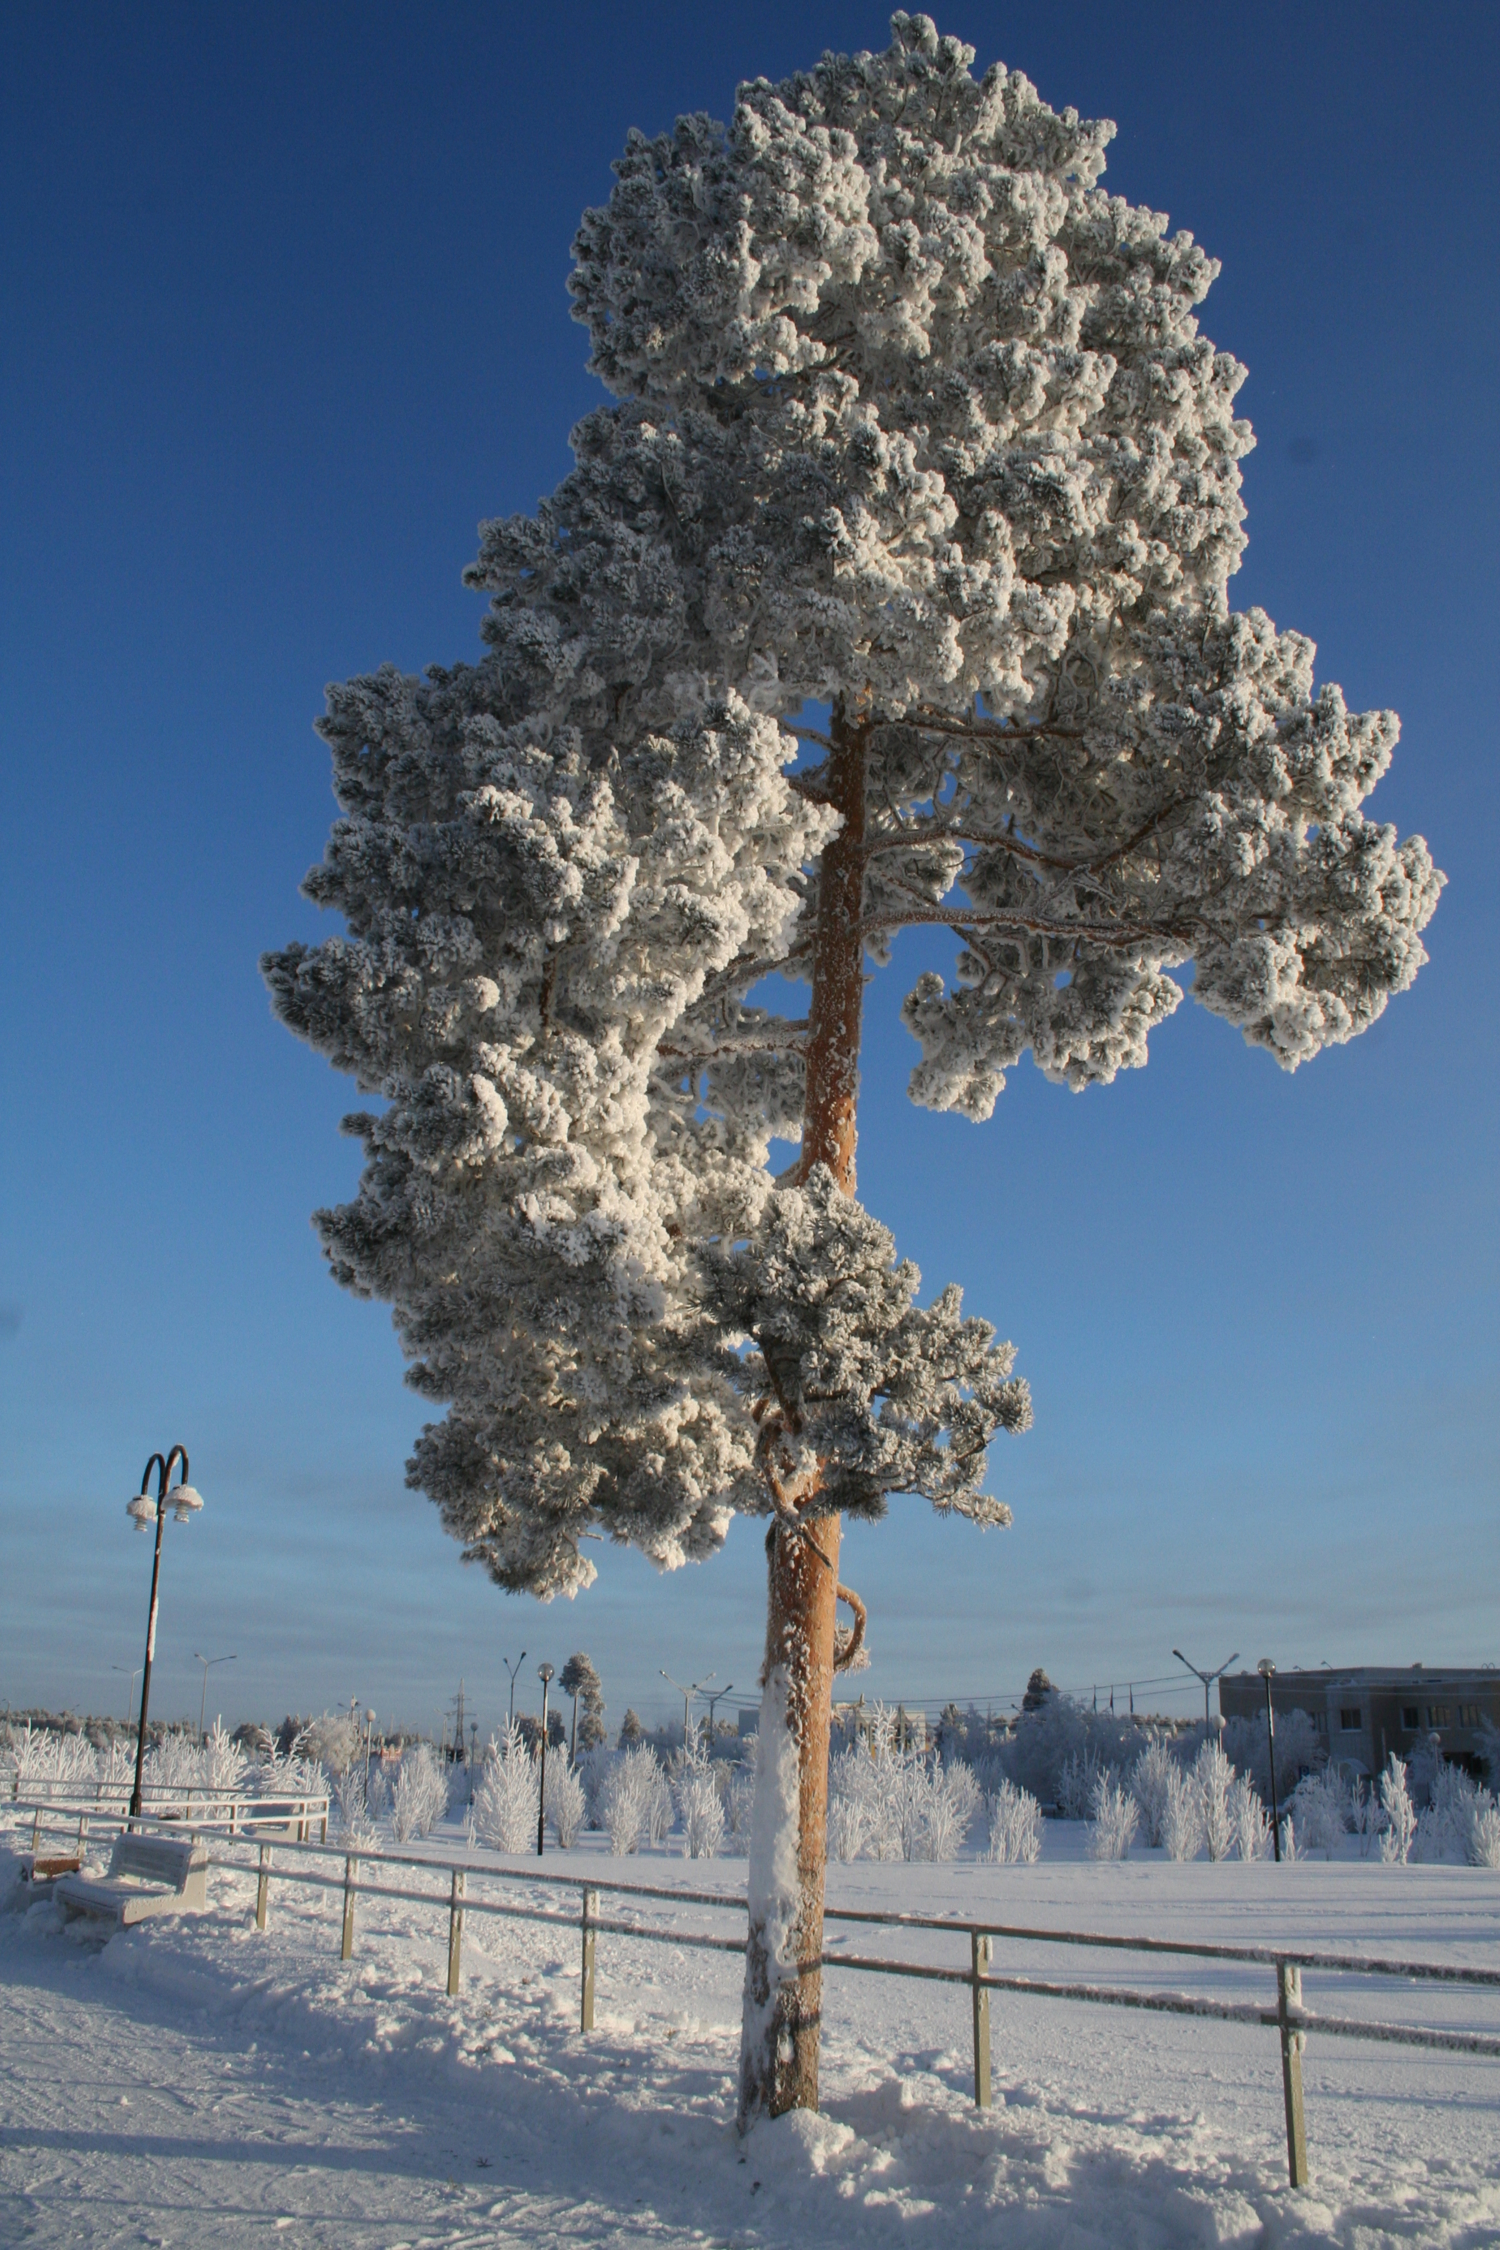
[446,1869,465,1997]
[76,1811,89,1853]
[1276,1960,1308,2189]
[341,1856,358,1960]
[255,1843,271,1932]
[580,1887,598,2033]
[30,1808,41,1852]
[971,1931,993,2109]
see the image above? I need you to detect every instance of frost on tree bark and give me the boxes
[740,709,866,2122]
[263,13,1442,2135]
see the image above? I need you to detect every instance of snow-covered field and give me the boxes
[2,1819,1497,2248]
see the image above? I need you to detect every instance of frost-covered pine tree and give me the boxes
[560,1652,606,1757]
[264,16,1440,2125]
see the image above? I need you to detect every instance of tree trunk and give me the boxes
[738,705,866,2129]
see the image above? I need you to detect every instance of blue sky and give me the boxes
[2,1,1495,1744]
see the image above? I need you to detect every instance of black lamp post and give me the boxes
[124,1446,204,1818]
[1259,1658,1282,1862]
[536,1664,554,1855]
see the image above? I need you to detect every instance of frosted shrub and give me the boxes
[1056,1745,1105,1821]
[333,1763,374,1844]
[673,1750,725,1859]
[1194,1741,1235,1863]
[470,1729,537,1853]
[1161,1766,1203,1862]
[825,1748,872,1863]
[1379,1758,1416,1865]
[1279,1815,1299,1861]
[1470,1801,1500,1871]
[366,1760,391,1823]
[987,1779,1042,1865]
[726,1765,756,1855]
[1414,1763,1498,1866]
[144,1731,201,1801]
[600,1747,660,1856]
[579,1744,615,1831]
[1130,1736,1180,1849]
[1291,1767,1348,1860]
[392,1742,452,1845]
[1222,1708,1324,1810]
[545,1759,587,1849]
[923,1759,981,1862]
[1350,1777,1382,1858]
[1085,1772,1140,1861]
[1229,1774,1271,1861]
[202,1717,249,1800]
[645,1758,675,1847]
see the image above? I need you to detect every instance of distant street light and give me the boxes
[1171,1648,1240,1734]
[110,1665,139,1726]
[703,1684,735,1743]
[193,1651,236,1743]
[661,1667,715,1750]
[502,1651,527,1731]
[124,1446,205,1817]
[536,1664,555,1856]
[1258,1659,1283,1863]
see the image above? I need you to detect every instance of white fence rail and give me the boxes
[13,1803,1499,2192]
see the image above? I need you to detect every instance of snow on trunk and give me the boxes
[738,1515,844,2126]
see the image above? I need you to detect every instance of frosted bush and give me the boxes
[1470,1802,1500,1871]
[826,1749,872,1863]
[1222,1709,1324,1809]
[545,1759,587,1849]
[392,1742,452,1844]
[673,1750,725,1859]
[202,1717,249,1799]
[1280,1815,1299,1861]
[1194,1741,1235,1863]
[824,1713,978,1862]
[1057,1745,1106,1822]
[333,1763,374,1844]
[1130,1736,1180,1849]
[469,1729,537,1853]
[645,1758,675,1847]
[987,1779,1042,1865]
[1229,1774,1271,1861]
[579,1744,615,1831]
[1349,1777,1382,1858]
[1162,1766,1203,1861]
[1085,1773,1139,1861]
[923,1759,981,1862]
[1379,1758,1416,1865]
[1414,1763,1499,1866]
[296,1712,360,1779]
[365,1761,391,1823]
[726,1765,756,1856]
[1290,1767,1348,1860]
[600,1747,660,1855]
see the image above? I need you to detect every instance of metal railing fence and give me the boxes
[12,1803,1499,2192]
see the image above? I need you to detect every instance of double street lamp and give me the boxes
[124,1446,204,1817]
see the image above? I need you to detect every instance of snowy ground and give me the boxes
[2,1816,1498,2248]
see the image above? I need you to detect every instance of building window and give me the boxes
[1339,1708,1362,1731]
[1401,1706,1420,1729]
[1459,1704,1480,1727]
[1427,1706,1450,1728]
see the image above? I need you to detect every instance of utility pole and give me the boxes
[1172,1648,1241,1733]
[703,1684,735,1745]
[503,1652,527,1732]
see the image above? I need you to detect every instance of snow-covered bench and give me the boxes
[55,1833,209,1927]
